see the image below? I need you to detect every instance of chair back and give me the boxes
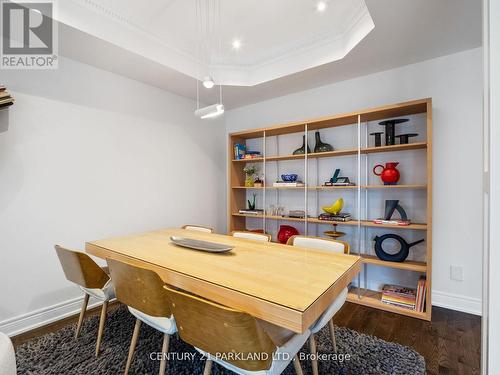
[164,286,276,371]
[231,231,271,242]
[0,332,16,375]
[286,236,350,254]
[182,225,213,233]
[107,258,171,318]
[55,245,109,289]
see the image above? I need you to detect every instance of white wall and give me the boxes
[225,47,483,315]
[486,0,500,371]
[0,56,226,335]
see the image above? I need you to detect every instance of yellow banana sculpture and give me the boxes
[322,198,344,215]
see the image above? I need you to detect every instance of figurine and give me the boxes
[314,131,334,153]
[373,162,400,185]
[293,135,311,155]
[374,234,424,262]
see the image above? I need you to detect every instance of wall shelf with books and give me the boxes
[227,98,432,321]
[0,85,15,110]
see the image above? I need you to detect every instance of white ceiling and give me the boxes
[58,0,482,109]
[57,0,374,86]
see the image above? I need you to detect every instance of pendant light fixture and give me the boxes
[195,0,224,119]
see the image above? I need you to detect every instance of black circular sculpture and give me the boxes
[374,234,424,262]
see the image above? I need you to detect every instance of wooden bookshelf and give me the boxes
[227,98,433,321]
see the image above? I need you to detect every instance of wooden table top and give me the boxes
[86,228,361,332]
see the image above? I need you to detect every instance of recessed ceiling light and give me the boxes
[232,39,242,51]
[202,76,215,89]
[316,1,327,12]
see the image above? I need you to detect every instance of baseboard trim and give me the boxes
[0,296,103,337]
[432,290,482,316]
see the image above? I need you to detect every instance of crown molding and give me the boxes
[56,0,374,86]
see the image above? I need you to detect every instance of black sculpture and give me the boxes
[395,133,418,144]
[293,135,311,155]
[384,200,408,221]
[378,118,409,145]
[374,234,424,262]
[313,131,334,153]
[369,132,384,147]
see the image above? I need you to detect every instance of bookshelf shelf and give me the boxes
[228,98,433,321]
[355,254,428,272]
[231,142,427,163]
[232,184,426,190]
[347,287,430,320]
[232,213,427,230]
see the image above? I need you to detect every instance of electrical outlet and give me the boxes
[450,265,464,281]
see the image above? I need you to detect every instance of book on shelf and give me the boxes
[0,96,14,105]
[273,181,305,187]
[415,276,427,312]
[323,182,356,186]
[317,212,351,222]
[0,91,10,99]
[373,219,411,226]
[0,85,5,92]
[381,284,417,310]
[238,209,264,215]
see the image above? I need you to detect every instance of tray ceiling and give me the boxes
[57,0,374,86]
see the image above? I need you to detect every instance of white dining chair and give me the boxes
[286,236,349,375]
[182,225,214,233]
[231,231,271,242]
[55,245,115,356]
[107,258,177,375]
[164,285,309,375]
[0,333,16,375]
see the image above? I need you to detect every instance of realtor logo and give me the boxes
[1,0,58,69]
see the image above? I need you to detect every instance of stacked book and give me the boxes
[238,209,264,215]
[381,284,417,310]
[0,86,14,109]
[273,181,305,187]
[415,276,427,312]
[317,212,351,222]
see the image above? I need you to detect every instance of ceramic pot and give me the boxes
[314,131,333,153]
[293,135,311,155]
[373,162,400,185]
[278,225,299,244]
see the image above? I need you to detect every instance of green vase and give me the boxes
[314,131,334,153]
[293,135,311,155]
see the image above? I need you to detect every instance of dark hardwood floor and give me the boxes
[333,303,482,375]
[12,301,481,374]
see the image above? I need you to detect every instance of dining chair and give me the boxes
[182,225,214,233]
[286,236,349,375]
[54,245,115,356]
[163,285,309,375]
[106,258,177,375]
[230,231,271,242]
[0,333,16,375]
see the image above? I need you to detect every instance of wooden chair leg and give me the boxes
[124,319,142,375]
[309,334,319,375]
[158,334,170,375]
[293,354,304,375]
[95,300,108,356]
[328,319,337,352]
[75,294,89,339]
[203,359,213,375]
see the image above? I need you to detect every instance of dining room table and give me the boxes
[85,228,361,333]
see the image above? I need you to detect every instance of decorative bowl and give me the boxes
[281,174,298,182]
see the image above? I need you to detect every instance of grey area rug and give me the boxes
[16,306,425,375]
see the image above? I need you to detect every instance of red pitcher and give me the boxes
[373,162,400,185]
